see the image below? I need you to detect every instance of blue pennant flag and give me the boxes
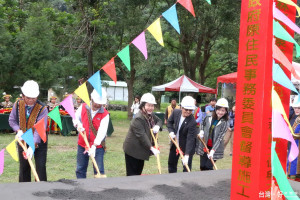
[88,70,102,97]
[162,4,180,34]
[21,128,35,153]
[273,60,299,94]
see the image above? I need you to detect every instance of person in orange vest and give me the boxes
[164,98,180,125]
[73,89,109,178]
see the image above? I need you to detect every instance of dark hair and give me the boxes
[212,106,229,121]
[139,102,146,110]
[170,98,177,102]
[135,95,140,100]
[210,98,217,102]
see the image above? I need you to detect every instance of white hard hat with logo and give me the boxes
[141,93,156,104]
[91,89,107,105]
[216,98,229,108]
[21,80,40,98]
[181,96,195,110]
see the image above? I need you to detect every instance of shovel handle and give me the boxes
[197,135,218,170]
[168,136,191,172]
[150,129,161,174]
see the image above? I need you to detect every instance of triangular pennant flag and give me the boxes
[0,149,4,175]
[33,117,47,143]
[273,19,300,57]
[21,128,35,153]
[101,58,117,84]
[177,0,195,17]
[117,45,131,71]
[48,106,62,130]
[277,0,300,18]
[147,18,164,47]
[88,71,102,97]
[273,60,299,94]
[162,4,181,34]
[6,139,18,162]
[60,94,76,120]
[74,82,90,107]
[132,32,148,60]
[205,0,211,4]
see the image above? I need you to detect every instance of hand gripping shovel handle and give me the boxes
[197,135,218,170]
[168,136,191,172]
[16,137,40,182]
[78,129,101,177]
[150,129,161,174]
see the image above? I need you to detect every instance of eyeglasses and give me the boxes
[184,108,193,112]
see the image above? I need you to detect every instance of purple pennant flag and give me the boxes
[60,94,76,119]
[21,129,35,153]
[0,149,4,175]
[132,32,148,60]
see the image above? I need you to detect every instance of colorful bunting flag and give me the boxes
[272,142,300,200]
[6,139,18,162]
[21,128,35,153]
[147,18,164,47]
[33,117,47,143]
[48,106,62,130]
[273,60,299,94]
[273,19,300,57]
[74,82,90,107]
[0,149,4,175]
[162,4,181,34]
[88,71,102,98]
[60,94,76,120]
[277,0,300,18]
[132,32,148,60]
[177,0,195,17]
[205,0,211,4]
[117,45,131,71]
[274,4,300,35]
[101,58,117,84]
[272,110,299,162]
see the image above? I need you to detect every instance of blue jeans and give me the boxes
[76,145,105,178]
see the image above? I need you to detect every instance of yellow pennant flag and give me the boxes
[147,18,164,47]
[272,87,295,136]
[6,139,19,162]
[74,82,90,107]
[278,0,300,18]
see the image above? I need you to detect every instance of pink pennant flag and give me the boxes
[274,4,300,35]
[132,32,148,60]
[272,110,299,162]
[0,149,4,175]
[60,94,76,119]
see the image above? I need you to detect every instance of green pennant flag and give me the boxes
[48,106,62,130]
[117,45,131,71]
[206,0,211,4]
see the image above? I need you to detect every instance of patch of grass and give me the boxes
[0,120,232,183]
[109,101,128,106]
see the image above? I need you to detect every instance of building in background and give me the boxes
[102,81,128,102]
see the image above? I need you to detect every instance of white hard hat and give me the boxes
[141,93,156,104]
[21,80,40,98]
[216,98,229,108]
[91,89,107,104]
[292,95,300,107]
[181,96,195,110]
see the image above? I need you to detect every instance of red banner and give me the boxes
[231,0,273,199]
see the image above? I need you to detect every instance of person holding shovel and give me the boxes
[8,80,48,182]
[73,89,109,178]
[167,96,198,173]
[123,93,162,176]
[196,98,229,171]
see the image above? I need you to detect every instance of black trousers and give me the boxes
[200,152,216,171]
[18,141,48,182]
[125,153,145,176]
[168,144,193,173]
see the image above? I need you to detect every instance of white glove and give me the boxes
[16,130,24,141]
[169,132,176,139]
[152,125,160,133]
[181,155,189,165]
[198,130,204,139]
[150,147,160,157]
[26,147,33,159]
[207,149,215,159]
[88,145,96,158]
[77,123,85,132]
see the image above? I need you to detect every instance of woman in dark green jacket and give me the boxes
[123,93,162,176]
